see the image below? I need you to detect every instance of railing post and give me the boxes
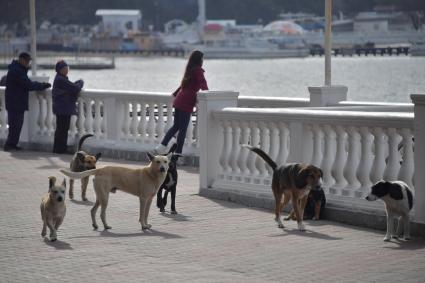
[411,94,425,223]
[21,89,44,144]
[308,85,348,107]
[104,96,119,143]
[197,91,239,190]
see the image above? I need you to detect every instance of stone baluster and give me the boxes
[218,121,229,177]
[310,124,323,167]
[247,122,260,177]
[223,121,233,174]
[156,103,165,141]
[276,123,289,166]
[332,126,348,192]
[370,127,386,184]
[166,101,173,131]
[84,98,94,134]
[229,121,241,176]
[256,122,270,178]
[0,95,7,136]
[237,122,251,179]
[38,95,47,135]
[321,124,336,189]
[138,102,147,142]
[356,126,374,197]
[397,128,414,188]
[147,102,156,143]
[94,99,102,138]
[343,126,361,195]
[267,122,280,175]
[100,102,106,138]
[78,98,85,135]
[122,102,130,139]
[383,128,401,181]
[69,115,78,138]
[186,113,194,146]
[130,102,138,140]
[45,95,54,136]
[194,110,199,148]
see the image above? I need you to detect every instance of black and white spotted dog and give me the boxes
[156,144,180,214]
[366,181,413,241]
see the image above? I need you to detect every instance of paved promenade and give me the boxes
[0,150,424,283]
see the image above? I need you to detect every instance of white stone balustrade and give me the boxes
[208,106,415,215]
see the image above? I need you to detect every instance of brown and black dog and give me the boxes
[243,145,323,231]
[69,134,101,201]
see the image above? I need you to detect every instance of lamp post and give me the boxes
[324,0,332,86]
[308,0,347,107]
[29,0,37,76]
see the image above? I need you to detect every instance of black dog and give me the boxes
[303,186,326,220]
[156,144,180,214]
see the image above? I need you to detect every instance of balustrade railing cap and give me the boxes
[197,91,239,101]
[411,94,425,105]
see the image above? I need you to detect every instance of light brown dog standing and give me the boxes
[60,153,171,230]
[40,177,67,241]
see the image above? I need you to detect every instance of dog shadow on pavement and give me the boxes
[159,212,192,222]
[70,199,94,206]
[268,228,343,241]
[98,229,184,240]
[43,238,73,250]
[383,239,425,251]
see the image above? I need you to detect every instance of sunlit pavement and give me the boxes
[0,150,424,283]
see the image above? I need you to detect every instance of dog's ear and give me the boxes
[61,178,66,189]
[76,152,85,162]
[95,152,102,161]
[168,143,178,154]
[295,166,309,189]
[147,152,155,161]
[48,176,56,191]
[166,152,173,161]
[388,184,403,200]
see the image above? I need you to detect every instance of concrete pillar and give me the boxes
[411,94,425,223]
[197,91,239,190]
[308,85,348,107]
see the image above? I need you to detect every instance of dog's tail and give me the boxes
[241,144,277,171]
[77,134,94,151]
[60,168,98,179]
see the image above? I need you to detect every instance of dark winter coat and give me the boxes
[5,60,48,112]
[52,74,84,116]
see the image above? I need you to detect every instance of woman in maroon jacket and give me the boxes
[154,50,208,156]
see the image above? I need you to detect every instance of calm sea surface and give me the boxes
[2,56,424,102]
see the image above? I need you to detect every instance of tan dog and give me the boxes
[243,145,323,231]
[60,153,171,230]
[40,177,67,241]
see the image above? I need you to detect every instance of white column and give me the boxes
[398,128,414,189]
[370,127,386,184]
[198,91,239,189]
[332,125,347,191]
[411,94,425,223]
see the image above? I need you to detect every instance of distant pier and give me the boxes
[310,46,410,57]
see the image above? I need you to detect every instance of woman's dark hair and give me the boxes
[181,50,204,88]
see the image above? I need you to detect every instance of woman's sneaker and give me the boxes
[153,144,168,155]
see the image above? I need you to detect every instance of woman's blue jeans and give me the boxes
[161,108,191,154]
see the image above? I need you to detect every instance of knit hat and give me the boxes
[55,60,68,72]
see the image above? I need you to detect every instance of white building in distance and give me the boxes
[95,9,142,37]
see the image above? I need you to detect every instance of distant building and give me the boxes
[354,12,389,33]
[95,9,142,37]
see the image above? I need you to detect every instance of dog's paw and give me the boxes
[402,236,411,241]
[50,237,57,242]
[298,223,306,231]
[283,216,291,221]
[142,224,152,230]
[171,210,178,214]
[82,197,88,202]
[92,223,98,230]
[104,225,112,230]
[41,231,46,237]
[160,208,165,213]
[312,216,319,221]
[383,236,391,242]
